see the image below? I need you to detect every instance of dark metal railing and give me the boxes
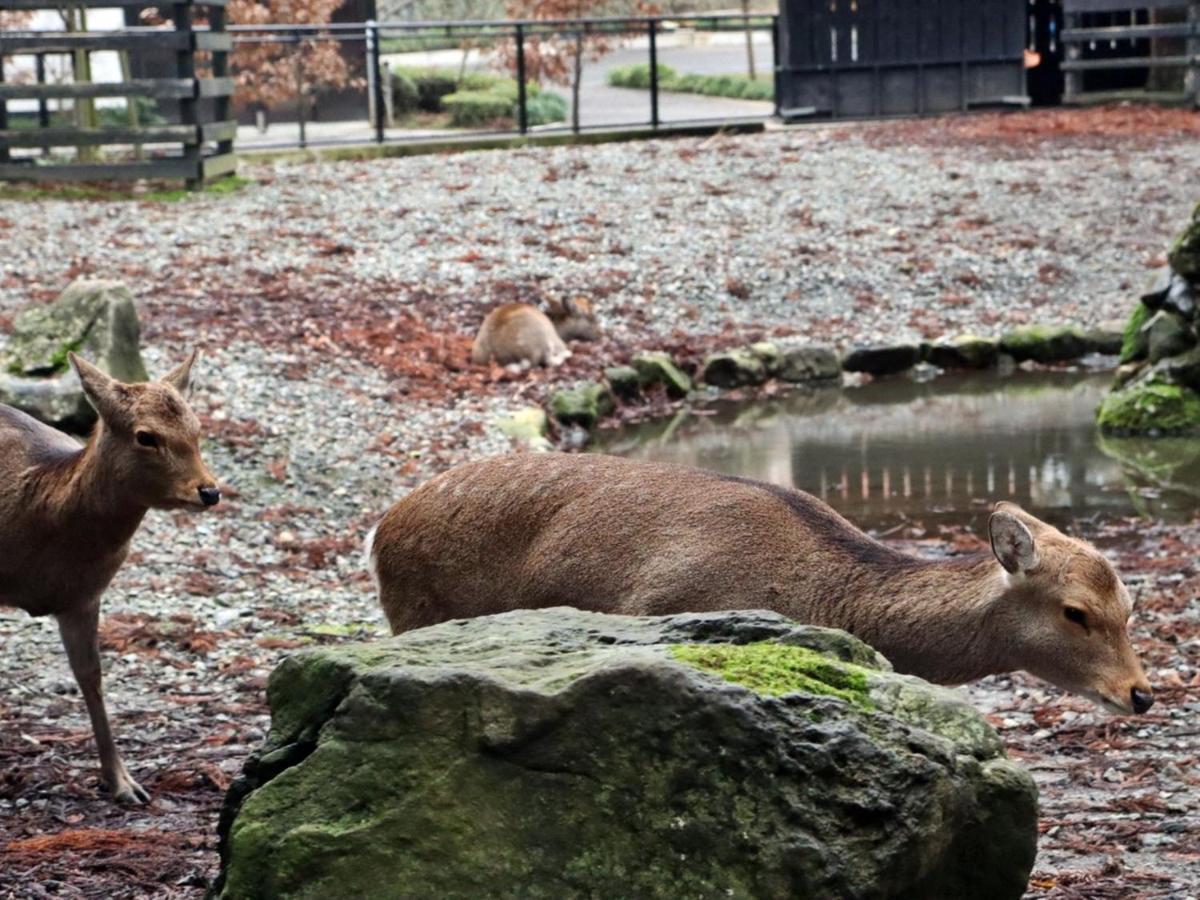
[226,12,780,151]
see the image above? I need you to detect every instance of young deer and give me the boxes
[367,453,1155,716]
[0,351,221,803]
[471,298,600,368]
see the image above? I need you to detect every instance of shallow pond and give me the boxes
[594,370,1200,533]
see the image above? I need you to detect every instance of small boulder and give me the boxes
[496,407,552,452]
[1078,324,1124,357]
[747,341,782,375]
[548,382,613,430]
[631,352,692,398]
[999,325,1087,364]
[701,347,767,388]
[841,344,921,376]
[926,335,999,370]
[777,344,841,383]
[1143,310,1195,364]
[0,280,148,431]
[603,365,641,401]
[215,609,1038,900]
[1167,202,1200,280]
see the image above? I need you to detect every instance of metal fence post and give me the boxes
[294,31,307,149]
[771,14,781,117]
[0,57,7,165]
[369,20,385,143]
[648,18,659,129]
[516,23,528,134]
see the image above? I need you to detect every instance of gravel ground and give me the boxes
[1,105,1199,897]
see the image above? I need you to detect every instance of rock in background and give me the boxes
[1099,205,1200,436]
[0,280,148,432]
[215,608,1037,900]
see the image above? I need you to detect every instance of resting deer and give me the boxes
[0,351,221,803]
[471,297,600,368]
[367,453,1155,716]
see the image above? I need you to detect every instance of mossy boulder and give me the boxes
[0,280,148,431]
[747,341,782,375]
[496,406,552,451]
[603,365,641,400]
[1167,201,1200,280]
[215,608,1037,900]
[841,343,921,376]
[1097,376,1200,436]
[701,347,767,388]
[631,351,692,398]
[998,325,1088,364]
[926,335,999,370]
[777,343,841,383]
[548,382,613,429]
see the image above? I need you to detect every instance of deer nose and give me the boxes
[198,486,221,507]
[1130,687,1154,714]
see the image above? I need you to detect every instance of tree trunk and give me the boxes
[64,5,98,162]
[741,0,757,80]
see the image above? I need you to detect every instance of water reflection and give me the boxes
[594,371,1200,532]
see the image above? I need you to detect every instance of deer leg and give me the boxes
[56,602,149,804]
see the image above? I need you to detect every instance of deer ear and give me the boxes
[70,353,125,423]
[989,509,1039,575]
[162,349,198,395]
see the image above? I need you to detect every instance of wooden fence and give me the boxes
[0,0,235,185]
[776,0,1028,119]
[1062,0,1200,104]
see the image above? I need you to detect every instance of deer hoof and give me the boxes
[106,767,150,805]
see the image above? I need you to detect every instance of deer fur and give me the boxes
[0,351,221,803]
[368,453,1154,716]
[471,298,600,368]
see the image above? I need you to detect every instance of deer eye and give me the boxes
[1063,607,1088,629]
[135,431,160,449]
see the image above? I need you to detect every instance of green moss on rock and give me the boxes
[670,641,873,708]
[215,609,1037,900]
[1167,202,1200,279]
[1097,378,1200,435]
[999,324,1087,363]
[631,352,692,397]
[1120,302,1152,364]
[547,382,614,429]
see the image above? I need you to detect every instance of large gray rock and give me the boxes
[215,608,1037,900]
[0,280,148,431]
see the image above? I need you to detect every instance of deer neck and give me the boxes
[46,429,148,539]
[831,552,1012,685]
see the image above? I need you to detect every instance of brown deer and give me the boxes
[367,453,1155,716]
[471,298,600,368]
[0,351,221,803]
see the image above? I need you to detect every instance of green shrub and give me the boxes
[612,65,774,101]
[395,68,459,112]
[607,62,678,89]
[391,70,420,115]
[442,90,513,127]
[97,97,165,127]
[524,90,567,126]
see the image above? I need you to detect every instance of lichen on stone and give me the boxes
[670,641,873,709]
[1097,378,1200,435]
